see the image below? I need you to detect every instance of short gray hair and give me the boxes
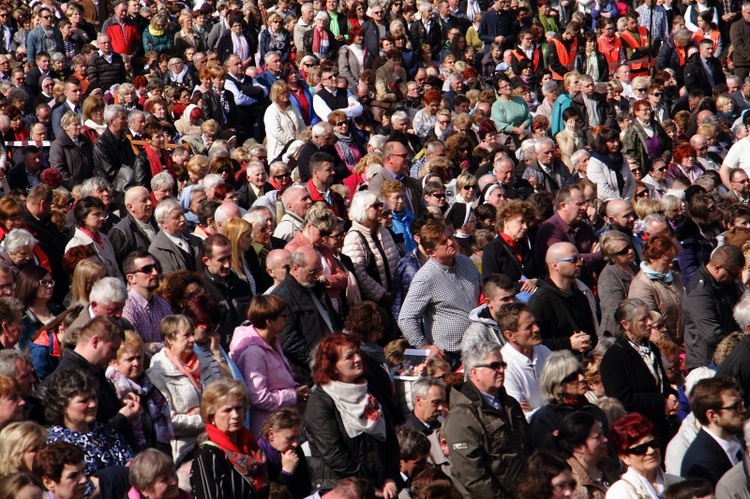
[368,134,386,153]
[61,111,82,129]
[348,190,381,224]
[3,229,35,254]
[314,10,329,21]
[534,137,555,153]
[203,173,225,191]
[734,292,750,330]
[540,350,581,403]
[89,277,127,305]
[127,109,145,123]
[312,122,332,138]
[264,50,282,63]
[154,197,182,223]
[728,75,742,87]
[103,104,126,125]
[463,341,503,381]
[0,349,31,378]
[411,376,447,404]
[391,110,409,123]
[642,213,667,233]
[570,149,590,166]
[151,171,174,192]
[80,178,111,197]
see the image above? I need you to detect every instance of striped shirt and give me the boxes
[397,254,481,353]
[122,288,174,344]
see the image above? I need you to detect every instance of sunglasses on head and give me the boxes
[627,439,660,456]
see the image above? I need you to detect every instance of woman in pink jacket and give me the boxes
[228,295,310,436]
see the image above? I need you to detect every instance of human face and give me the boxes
[560,368,587,397]
[268,426,302,453]
[650,162,668,182]
[63,119,82,139]
[470,352,505,395]
[313,161,335,186]
[64,391,97,430]
[8,244,33,267]
[560,189,587,225]
[114,347,143,380]
[610,207,635,232]
[252,219,273,246]
[414,385,446,424]
[335,345,363,383]
[429,228,458,264]
[21,438,43,473]
[485,286,516,317]
[140,472,179,499]
[424,190,446,208]
[128,190,154,222]
[204,244,232,278]
[507,311,541,350]
[1,311,23,348]
[169,327,195,359]
[36,273,54,302]
[212,394,245,435]
[712,389,746,434]
[83,206,105,232]
[110,111,128,134]
[501,214,527,242]
[611,240,635,267]
[16,485,42,499]
[130,257,161,292]
[550,469,576,499]
[616,65,630,82]
[248,165,268,188]
[161,208,187,236]
[621,435,661,477]
[625,306,651,342]
[0,388,23,426]
[14,360,35,398]
[576,421,609,463]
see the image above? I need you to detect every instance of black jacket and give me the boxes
[570,92,617,133]
[529,401,610,452]
[49,131,94,191]
[92,128,137,191]
[201,269,253,350]
[682,428,736,484]
[200,89,235,128]
[7,163,46,192]
[572,50,609,82]
[271,274,342,384]
[481,235,537,285]
[305,384,400,492]
[684,52,727,96]
[108,213,158,266]
[191,440,261,499]
[21,209,69,305]
[684,264,744,371]
[86,52,126,93]
[296,140,348,184]
[718,336,750,408]
[236,181,275,210]
[409,15,445,60]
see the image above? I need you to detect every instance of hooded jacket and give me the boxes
[461,305,504,352]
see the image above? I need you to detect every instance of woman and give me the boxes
[190,378,269,499]
[305,334,399,497]
[49,112,94,191]
[264,81,305,161]
[65,197,122,280]
[281,63,317,127]
[30,306,81,380]
[0,229,39,279]
[674,193,721,286]
[68,259,106,308]
[5,105,28,141]
[347,2,367,27]
[597,231,636,336]
[143,14,174,54]
[574,32,609,82]
[606,413,681,498]
[129,448,191,499]
[15,265,61,350]
[81,95,106,144]
[622,99,672,175]
[375,49,407,109]
[491,75,532,145]
[135,121,174,189]
[217,13,254,68]
[0,376,24,431]
[156,271,205,313]
[628,232,685,343]
[342,191,400,307]
[0,473,44,499]
[587,127,636,201]
[530,351,610,451]
[0,422,46,476]
[285,203,349,313]
[259,13,291,64]
[556,108,593,172]
[258,408,311,498]
[304,11,338,62]
[515,451,577,499]
[175,12,207,55]
[667,144,704,185]
[148,315,210,465]
[329,110,364,173]
[220,217,256,292]
[45,369,134,479]
[339,27,371,90]
[642,160,669,200]
[412,90,441,141]
[600,299,679,448]
[445,134,476,177]
[557,411,618,499]
[228,295,302,437]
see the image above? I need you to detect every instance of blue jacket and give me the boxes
[551,92,573,137]
[289,81,319,126]
[28,330,59,380]
[390,210,415,253]
[26,26,64,65]
[142,29,174,54]
[391,248,423,320]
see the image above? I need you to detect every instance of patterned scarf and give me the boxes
[205,423,269,493]
[320,380,386,440]
[78,226,103,248]
[312,28,329,60]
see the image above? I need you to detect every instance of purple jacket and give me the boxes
[229,325,298,436]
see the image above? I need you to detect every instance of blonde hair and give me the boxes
[200,378,248,424]
[160,315,194,347]
[353,153,383,175]
[0,422,47,475]
[71,260,106,307]
[634,198,663,219]
[116,330,145,360]
[223,217,253,278]
[716,94,733,112]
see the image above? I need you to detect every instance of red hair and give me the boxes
[313,334,362,385]
[611,413,657,456]
[182,294,221,327]
[632,99,651,113]
[642,231,678,261]
[348,26,364,44]
[423,89,441,106]
[212,183,235,201]
[672,143,697,166]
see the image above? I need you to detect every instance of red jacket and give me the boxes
[102,17,141,55]
[306,179,348,219]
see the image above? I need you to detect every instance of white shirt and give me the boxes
[164,231,189,252]
[723,138,750,177]
[703,427,743,466]
[500,342,551,421]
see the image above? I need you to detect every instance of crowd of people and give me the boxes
[4,0,750,497]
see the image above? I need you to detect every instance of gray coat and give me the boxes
[716,460,750,499]
[148,231,199,274]
[597,263,634,336]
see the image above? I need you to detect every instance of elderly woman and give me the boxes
[228,295,302,437]
[530,351,610,451]
[264,81,306,161]
[342,191,400,306]
[628,232,685,344]
[606,413,681,498]
[45,369,134,482]
[191,379,269,499]
[587,127,636,201]
[304,11,338,61]
[305,333,399,497]
[258,409,311,497]
[259,12,291,63]
[339,26,371,89]
[492,74,532,145]
[667,144,704,185]
[600,299,678,448]
[481,199,537,291]
[50,112,94,191]
[129,448,191,499]
[597,231,636,336]
[285,203,349,313]
[148,315,210,465]
[143,14,174,54]
[175,12,207,54]
[622,99,672,175]
[0,229,37,278]
[674,193,721,285]
[0,422,47,476]
[65,197,122,280]
[81,95,106,144]
[412,90,441,142]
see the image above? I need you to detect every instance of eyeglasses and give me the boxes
[430,193,445,199]
[720,400,745,413]
[461,184,477,190]
[634,87,647,92]
[274,172,291,179]
[38,279,55,287]
[332,120,347,126]
[613,245,631,256]
[438,120,451,125]
[253,155,267,161]
[474,361,507,371]
[635,190,649,198]
[561,369,584,383]
[627,439,660,456]
[555,255,582,264]
[41,15,52,19]
[304,267,324,275]
[370,202,384,209]
[133,264,160,274]
[388,152,409,159]
[329,232,345,240]
[381,210,393,217]
[302,63,314,68]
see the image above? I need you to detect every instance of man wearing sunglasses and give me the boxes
[25,8,64,68]
[602,199,643,269]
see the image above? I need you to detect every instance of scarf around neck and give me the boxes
[320,380,386,440]
[164,347,202,393]
[205,423,269,493]
[591,150,625,193]
[145,143,175,179]
[640,260,674,283]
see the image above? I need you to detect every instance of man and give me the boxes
[685,244,745,370]
[100,0,140,55]
[493,156,534,200]
[25,8,63,64]
[443,341,529,498]
[718,293,750,407]
[263,248,291,294]
[223,54,269,143]
[51,79,83,138]
[570,75,616,132]
[685,39,726,95]
[731,3,750,81]
[690,133,720,172]
[603,199,643,266]
[499,302,552,419]
[274,185,313,242]
[398,218,481,368]
[727,168,750,202]
[404,376,447,434]
[387,110,422,158]
[20,123,50,169]
[731,76,750,114]
[0,263,11,297]
[201,234,253,348]
[67,277,132,332]
[361,4,387,56]
[397,427,431,490]
[214,201,242,234]
[126,110,146,141]
[528,242,599,353]
[108,186,158,264]
[87,34,126,92]
[294,3,314,52]
[0,349,43,423]
[523,138,575,194]
[122,251,173,352]
[256,51,283,91]
[272,246,341,383]
[410,139,445,179]
[296,123,345,183]
[236,162,275,209]
[477,0,514,50]
[548,26,579,83]
[462,274,516,351]
[33,442,89,499]
[0,296,23,350]
[312,68,363,123]
[682,376,746,483]
[92,105,137,192]
[368,141,424,216]
[306,152,347,218]
[149,198,201,274]
[7,145,44,191]
[534,184,604,285]
[620,12,652,78]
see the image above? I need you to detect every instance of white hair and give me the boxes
[151,171,175,191]
[534,137,555,152]
[154,197,182,223]
[89,277,127,305]
[462,341,503,382]
[202,173,225,191]
[349,190,381,223]
[3,229,35,254]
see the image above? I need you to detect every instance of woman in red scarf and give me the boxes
[134,121,174,189]
[191,378,269,499]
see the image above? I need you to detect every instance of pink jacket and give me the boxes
[228,325,298,436]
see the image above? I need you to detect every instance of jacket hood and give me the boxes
[469,305,498,327]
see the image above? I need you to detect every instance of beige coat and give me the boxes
[628,270,686,344]
[65,227,123,280]
[342,221,400,302]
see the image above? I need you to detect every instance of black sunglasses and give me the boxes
[133,264,160,274]
[474,361,507,371]
[561,369,584,383]
[627,439,660,456]
[613,245,631,256]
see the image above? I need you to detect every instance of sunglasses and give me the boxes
[656,166,668,172]
[720,400,745,413]
[634,87,647,92]
[39,279,55,287]
[555,255,582,264]
[370,202,384,209]
[332,120,347,126]
[561,369,584,383]
[651,323,666,329]
[274,172,291,179]
[635,190,649,198]
[431,193,445,199]
[461,184,477,190]
[627,439,660,456]
[133,264,160,274]
[474,361,507,371]
[613,245,631,256]
[651,92,662,97]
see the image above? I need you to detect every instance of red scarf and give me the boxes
[499,232,522,263]
[205,423,269,493]
[78,226,103,248]
[164,347,202,394]
[145,144,175,179]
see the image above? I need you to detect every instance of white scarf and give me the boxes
[84,119,106,134]
[169,65,189,83]
[320,380,386,440]
[232,31,250,61]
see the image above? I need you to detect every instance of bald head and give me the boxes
[478,174,497,191]
[697,110,714,124]
[605,199,635,232]
[545,242,578,265]
[266,249,291,285]
[125,186,149,206]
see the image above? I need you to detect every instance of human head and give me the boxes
[89,278,127,318]
[0,422,46,475]
[463,341,504,395]
[155,198,186,237]
[312,333,362,385]
[540,350,584,403]
[201,234,232,279]
[32,442,87,499]
[128,449,178,499]
[410,376,447,425]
